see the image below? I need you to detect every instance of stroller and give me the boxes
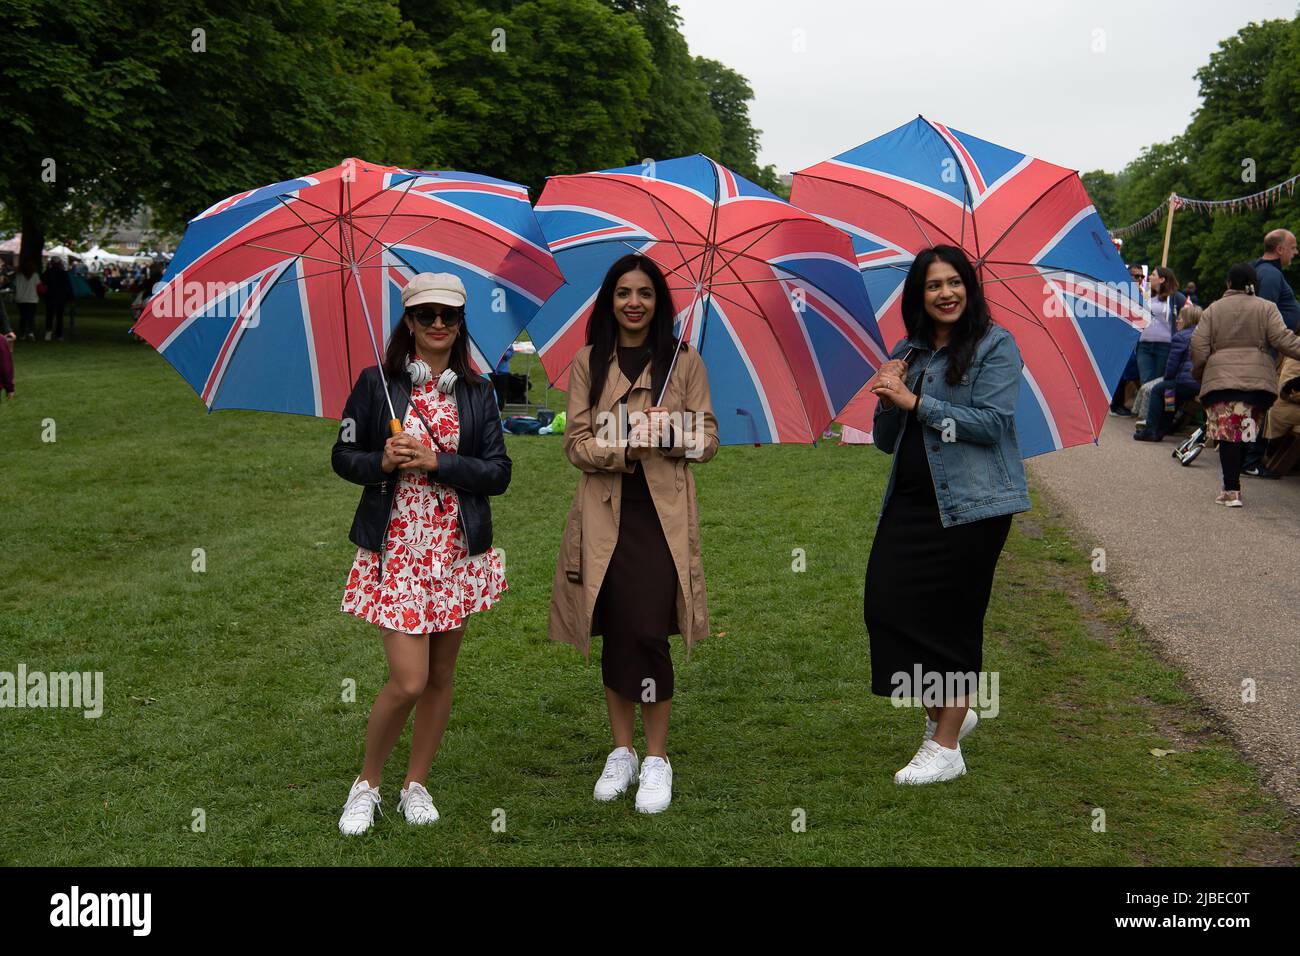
[1172,426,1207,466]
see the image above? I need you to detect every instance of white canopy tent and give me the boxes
[80,245,152,269]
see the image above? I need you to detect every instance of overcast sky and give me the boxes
[675,0,1298,177]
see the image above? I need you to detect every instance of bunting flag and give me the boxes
[1112,173,1300,239]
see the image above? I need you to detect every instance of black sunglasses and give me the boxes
[407,306,464,329]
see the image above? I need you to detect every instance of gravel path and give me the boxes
[1027,414,1300,812]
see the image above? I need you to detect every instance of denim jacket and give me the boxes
[873,323,1031,528]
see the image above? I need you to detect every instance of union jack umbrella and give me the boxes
[527,154,887,445]
[792,117,1148,457]
[132,158,564,422]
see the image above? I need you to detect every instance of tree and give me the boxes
[1081,170,1119,227]
[1107,16,1300,301]
[603,0,721,162]
[695,57,781,192]
[0,0,431,263]
[409,0,653,190]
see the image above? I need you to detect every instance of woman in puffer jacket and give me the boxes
[1134,304,1203,441]
[1191,263,1300,506]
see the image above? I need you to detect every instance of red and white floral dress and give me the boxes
[340,379,507,635]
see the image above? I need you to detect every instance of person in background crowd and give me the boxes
[1253,229,1300,332]
[1137,266,1185,386]
[1242,228,1300,476]
[492,343,514,409]
[1110,264,1148,416]
[14,256,40,342]
[42,257,73,342]
[1183,281,1199,306]
[0,284,15,398]
[1265,351,1300,459]
[1134,303,1202,441]
[1191,263,1300,507]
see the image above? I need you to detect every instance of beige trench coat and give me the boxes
[548,343,719,659]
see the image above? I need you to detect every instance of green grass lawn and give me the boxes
[1,296,1295,866]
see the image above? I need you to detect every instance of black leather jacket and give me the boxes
[332,366,511,570]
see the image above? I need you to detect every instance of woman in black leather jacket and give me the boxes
[330,272,511,835]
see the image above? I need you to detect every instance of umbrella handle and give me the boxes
[388,419,403,436]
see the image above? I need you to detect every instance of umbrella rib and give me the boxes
[920,116,979,257]
[352,216,448,269]
[275,262,405,283]
[709,215,801,253]
[696,244,873,333]
[690,283,769,321]
[706,221,783,281]
[981,259,1143,299]
[560,172,713,247]
[733,252,848,423]
[690,162,725,361]
[335,181,353,390]
[983,263,1099,445]
[656,160,723,403]
[341,174,399,420]
[337,207,493,361]
[242,243,349,266]
[716,257,819,441]
[793,171,961,250]
[261,196,345,261]
[271,194,347,264]
[696,227,827,441]
[979,266,1077,285]
[352,175,421,267]
[644,191,702,289]
[671,276,793,287]
[617,239,706,290]
[972,170,1076,268]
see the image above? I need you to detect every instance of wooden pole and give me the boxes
[1160,193,1176,267]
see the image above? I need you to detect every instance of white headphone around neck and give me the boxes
[406,356,457,394]
[406,356,432,388]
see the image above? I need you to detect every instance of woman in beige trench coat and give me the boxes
[548,254,718,814]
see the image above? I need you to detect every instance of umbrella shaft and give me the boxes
[347,260,401,425]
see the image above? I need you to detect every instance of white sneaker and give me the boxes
[338,776,382,835]
[593,746,639,801]
[43,331,52,341]
[635,756,673,814]
[923,708,979,745]
[894,740,967,785]
[397,781,439,825]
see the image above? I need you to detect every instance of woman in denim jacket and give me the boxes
[864,245,1030,786]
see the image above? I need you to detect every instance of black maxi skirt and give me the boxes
[864,402,1012,699]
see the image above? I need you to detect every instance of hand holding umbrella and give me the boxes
[871,373,917,411]
[869,353,913,409]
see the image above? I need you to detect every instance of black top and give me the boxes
[617,344,652,500]
[891,377,937,506]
